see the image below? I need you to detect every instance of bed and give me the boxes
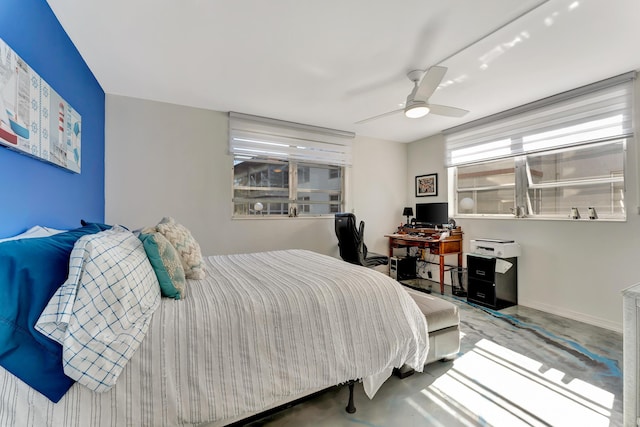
[0,223,429,426]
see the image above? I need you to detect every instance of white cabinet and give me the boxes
[623,283,640,427]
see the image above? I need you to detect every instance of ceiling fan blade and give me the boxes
[427,104,469,118]
[355,108,403,124]
[415,66,448,100]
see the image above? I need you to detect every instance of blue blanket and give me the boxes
[0,224,102,402]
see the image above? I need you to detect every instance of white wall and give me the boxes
[406,133,449,209]
[406,78,640,332]
[105,95,407,259]
[351,135,409,255]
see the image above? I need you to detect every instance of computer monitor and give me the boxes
[415,202,449,227]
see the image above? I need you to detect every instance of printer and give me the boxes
[469,238,521,258]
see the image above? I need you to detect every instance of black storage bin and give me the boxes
[450,267,467,297]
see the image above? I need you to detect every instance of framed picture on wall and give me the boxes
[415,173,437,197]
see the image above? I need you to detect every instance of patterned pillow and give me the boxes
[35,227,161,392]
[139,232,186,299]
[155,217,205,279]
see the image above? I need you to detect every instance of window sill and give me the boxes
[454,214,626,223]
[232,215,336,220]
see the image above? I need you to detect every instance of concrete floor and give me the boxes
[248,288,623,427]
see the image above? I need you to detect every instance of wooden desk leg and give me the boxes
[439,255,445,294]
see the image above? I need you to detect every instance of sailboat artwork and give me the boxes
[0,37,81,173]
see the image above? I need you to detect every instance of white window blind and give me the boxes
[444,72,635,167]
[229,112,355,166]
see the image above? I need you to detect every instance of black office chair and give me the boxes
[334,213,388,267]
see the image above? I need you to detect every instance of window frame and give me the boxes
[232,158,346,219]
[446,73,633,222]
[228,112,353,219]
[452,138,627,221]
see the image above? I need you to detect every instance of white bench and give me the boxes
[396,286,461,377]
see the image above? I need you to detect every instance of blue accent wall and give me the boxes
[0,0,105,238]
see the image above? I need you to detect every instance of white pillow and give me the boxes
[0,225,66,243]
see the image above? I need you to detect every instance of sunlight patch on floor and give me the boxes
[416,339,614,426]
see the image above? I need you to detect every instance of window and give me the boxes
[298,166,310,184]
[524,141,624,218]
[456,158,516,215]
[229,113,353,217]
[329,194,340,213]
[447,73,634,220]
[233,159,289,216]
[296,163,342,215]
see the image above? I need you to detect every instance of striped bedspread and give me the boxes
[0,249,428,426]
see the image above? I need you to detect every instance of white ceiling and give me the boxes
[46,0,640,143]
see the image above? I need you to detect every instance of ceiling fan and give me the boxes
[355,66,469,124]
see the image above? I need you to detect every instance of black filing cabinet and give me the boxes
[467,254,517,309]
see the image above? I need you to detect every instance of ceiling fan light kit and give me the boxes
[404,102,430,118]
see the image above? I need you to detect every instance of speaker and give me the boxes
[389,256,417,281]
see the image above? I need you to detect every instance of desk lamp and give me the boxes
[402,207,413,226]
[401,207,414,258]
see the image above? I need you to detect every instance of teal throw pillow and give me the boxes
[139,232,186,299]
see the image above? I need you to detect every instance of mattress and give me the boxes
[0,249,429,426]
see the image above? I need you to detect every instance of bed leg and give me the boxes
[345,381,356,413]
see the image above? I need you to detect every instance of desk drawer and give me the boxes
[440,240,461,253]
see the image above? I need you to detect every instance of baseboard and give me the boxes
[518,299,622,333]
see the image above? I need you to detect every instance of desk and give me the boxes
[385,228,463,294]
